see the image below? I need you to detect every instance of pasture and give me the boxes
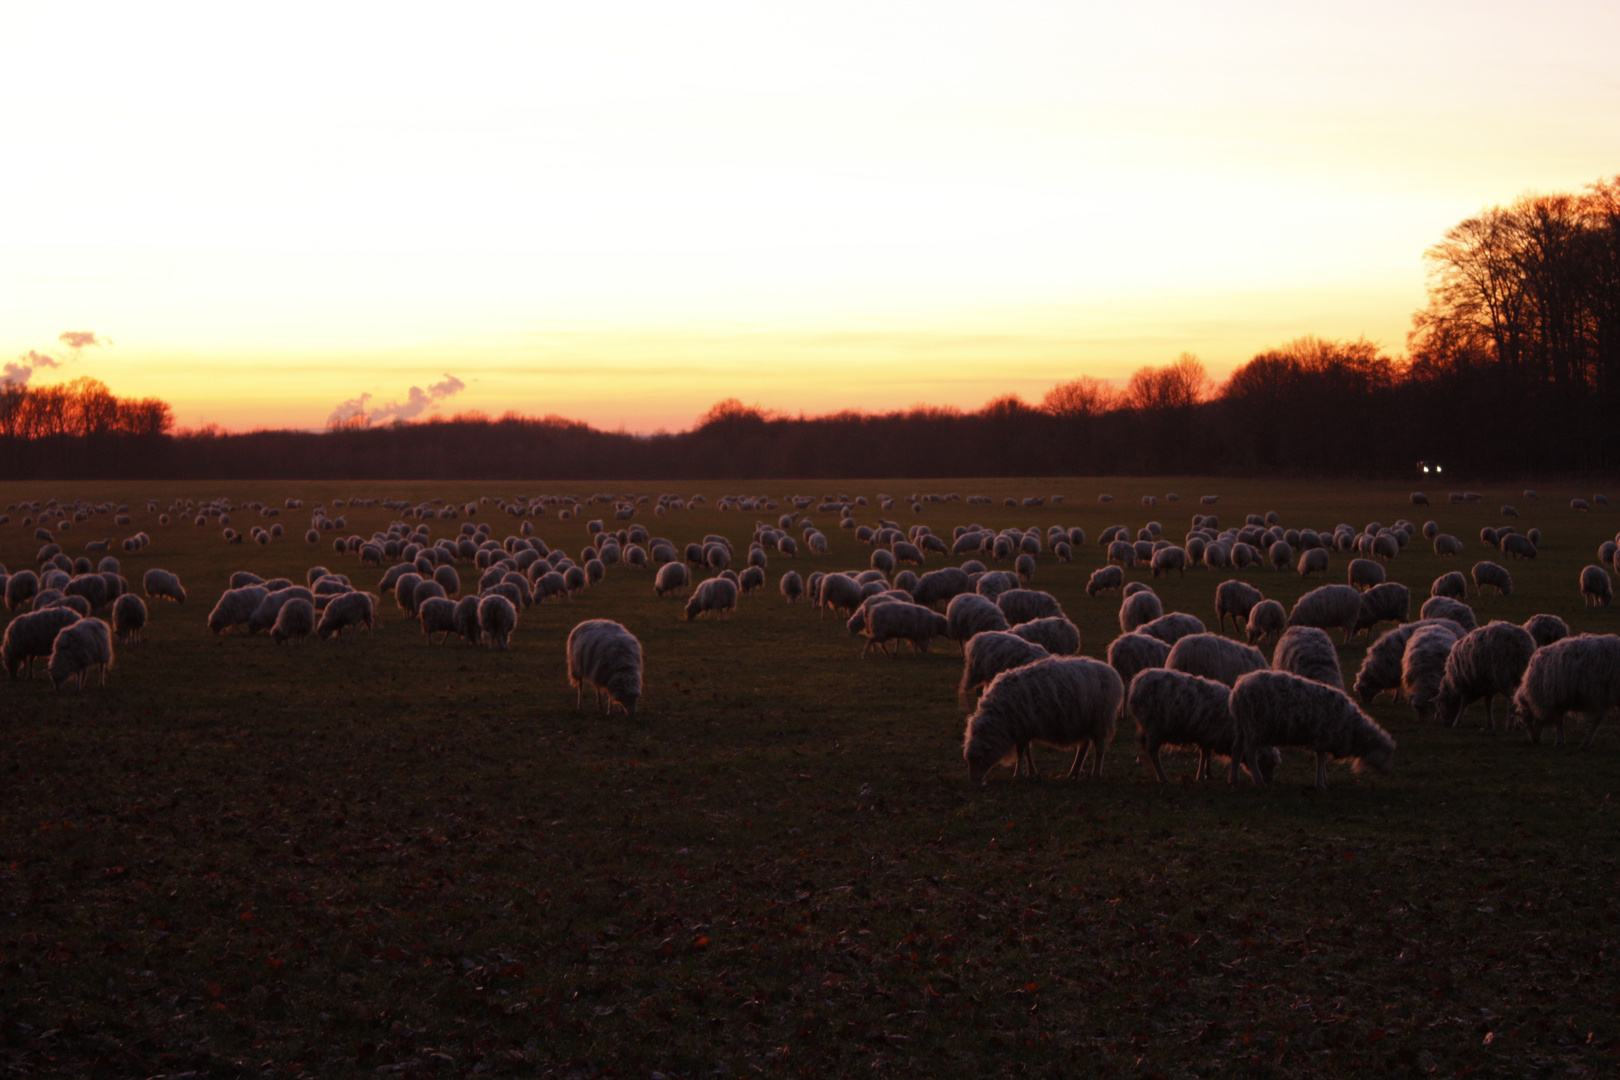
[2,477,1617,1079]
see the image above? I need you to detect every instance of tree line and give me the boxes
[5,175,1616,481]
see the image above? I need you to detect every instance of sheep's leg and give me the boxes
[1580,706,1608,749]
[575,684,584,710]
[1088,740,1107,779]
[1484,695,1496,731]
[1315,752,1330,791]
[1149,744,1171,783]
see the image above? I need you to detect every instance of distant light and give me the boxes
[1437,466,1443,473]
[1422,466,1429,473]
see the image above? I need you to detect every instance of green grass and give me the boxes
[2,477,1618,1078]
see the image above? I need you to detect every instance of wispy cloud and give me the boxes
[326,373,467,428]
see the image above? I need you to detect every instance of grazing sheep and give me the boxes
[1245,599,1287,646]
[1571,498,1591,512]
[1410,492,1429,506]
[1106,629,1172,693]
[1273,626,1343,689]
[1008,616,1081,656]
[1119,589,1163,633]
[1286,584,1362,644]
[1431,571,1468,601]
[1581,564,1613,607]
[270,597,316,644]
[567,619,643,716]
[248,587,315,634]
[1472,561,1513,597]
[910,567,968,609]
[1136,612,1207,645]
[207,585,270,635]
[1123,581,1154,597]
[779,570,804,604]
[1434,621,1537,730]
[945,592,1010,645]
[1429,533,1463,557]
[1501,533,1537,560]
[1267,540,1293,571]
[1401,623,1459,721]
[959,631,1050,702]
[1166,631,1268,688]
[1347,558,1385,592]
[477,594,518,649]
[1297,547,1330,577]
[1417,594,1478,631]
[739,565,766,595]
[962,657,1123,782]
[3,607,81,678]
[1128,668,1278,783]
[316,591,377,640]
[432,564,461,596]
[6,569,40,611]
[860,601,950,657]
[1214,579,1264,636]
[1150,546,1187,578]
[111,593,147,644]
[1351,582,1410,641]
[996,588,1062,626]
[975,570,1020,602]
[1523,613,1569,649]
[446,595,481,646]
[47,617,114,690]
[818,573,865,617]
[1228,670,1395,790]
[1351,618,1464,704]
[419,597,459,644]
[1013,552,1036,582]
[1511,634,1620,746]
[653,561,690,599]
[1106,540,1137,568]
[684,576,739,621]
[1086,565,1125,597]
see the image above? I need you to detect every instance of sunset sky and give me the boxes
[3,1,1618,434]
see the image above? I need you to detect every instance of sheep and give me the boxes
[996,588,1062,625]
[1410,492,1429,506]
[817,573,865,617]
[316,591,377,640]
[1165,630,1268,689]
[1571,498,1591,512]
[1086,565,1124,597]
[1523,613,1569,649]
[1106,631,1172,696]
[739,565,766,595]
[6,569,40,611]
[1433,621,1538,730]
[861,601,950,657]
[1351,618,1463,704]
[1431,571,1468,601]
[1128,668,1278,783]
[1214,579,1264,636]
[477,594,518,649]
[910,567,968,609]
[1427,533,1462,558]
[649,560,690,599]
[450,595,483,646]
[1245,599,1287,646]
[1400,623,1459,721]
[1501,533,1537,560]
[962,656,1123,782]
[1136,612,1207,645]
[1267,540,1293,571]
[3,607,81,678]
[1296,547,1330,577]
[1119,589,1163,633]
[1511,634,1620,746]
[1415,596,1476,635]
[1150,546,1187,578]
[1228,670,1396,790]
[433,564,461,596]
[1472,561,1513,597]
[1008,616,1081,656]
[47,617,113,690]
[419,597,459,643]
[684,576,739,621]
[271,598,316,645]
[779,570,804,604]
[1272,626,1343,689]
[248,586,315,634]
[1123,581,1153,597]
[1286,584,1362,644]
[229,571,265,589]
[207,585,269,635]
[567,619,643,716]
[111,593,147,644]
[1106,540,1137,568]
[945,592,1010,646]
[1351,582,1410,641]
[1581,565,1613,607]
[958,631,1050,702]
[1347,558,1385,592]
[975,570,1020,602]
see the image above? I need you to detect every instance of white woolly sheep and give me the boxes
[1582,564,1613,607]
[1347,558,1385,591]
[316,591,377,640]
[419,597,459,643]
[1400,623,1459,721]
[1119,590,1163,634]
[248,587,315,635]
[1135,612,1207,644]
[1008,616,1080,656]
[862,601,950,657]
[1434,620,1537,730]
[1228,669,1395,790]
[1571,498,1591,512]
[1086,565,1124,597]
[567,619,643,716]
[3,607,81,678]
[1123,581,1153,597]
[1273,625,1343,689]
[1351,618,1463,704]
[6,570,40,612]
[945,592,1010,646]
[653,561,690,599]
[962,656,1123,782]
[207,585,269,635]
[1351,582,1410,641]
[1286,584,1362,644]
[1245,599,1287,646]
[271,597,316,645]
[779,570,804,604]
[47,617,113,690]
[1165,630,1267,688]
[1214,579,1264,636]
[739,565,766,595]
[1427,533,1462,558]
[1472,561,1513,597]
[1105,631,1171,699]
[1297,547,1330,577]
[477,593,518,648]
[1431,571,1468,600]
[684,576,739,621]
[1410,492,1428,506]
[1419,595,1478,631]
[1267,540,1293,571]
[1511,634,1620,746]
[959,631,1049,702]
[1501,533,1537,560]
[1106,540,1137,568]
[111,593,147,644]
[1523,613,1569,648]
[1150,546,1187,578]
[1128,668,1278,783]
[817,573,865,617]
[996,588,1062,626]
[450,595,482,645]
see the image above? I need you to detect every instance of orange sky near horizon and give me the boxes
[3,1,1618,434]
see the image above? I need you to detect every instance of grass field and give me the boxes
[2,476,1618,1079]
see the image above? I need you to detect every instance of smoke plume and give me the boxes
[326,374,466,429]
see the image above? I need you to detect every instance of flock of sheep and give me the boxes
[3,487,1617,792]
